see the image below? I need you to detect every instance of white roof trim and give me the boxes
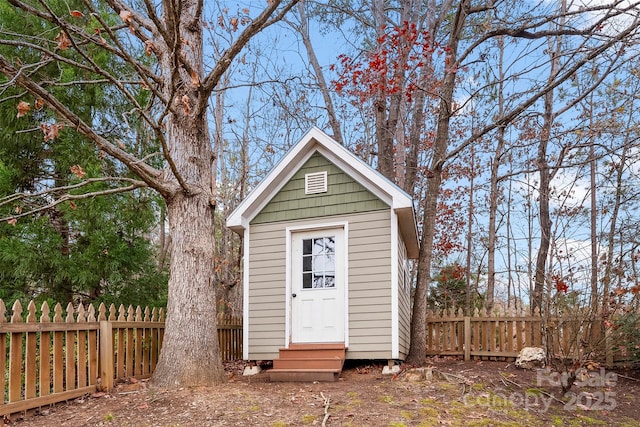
[226,127,419,257]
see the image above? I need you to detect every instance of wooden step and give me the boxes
[273,357,343,370]
[278,343,346,360]
[269,343,346,382]
[268,369,340,382]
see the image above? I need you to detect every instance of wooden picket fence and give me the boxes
[426,306,630,365]
[426,307,542,360]
[217,313,242,362]
[0,299,242,417]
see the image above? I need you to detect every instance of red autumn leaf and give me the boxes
[16,101,30,118]
[55,31,72,50]
[70,10,84,17]
[552,275,569,293]
[70,164,86,178]
[34,98,44,110]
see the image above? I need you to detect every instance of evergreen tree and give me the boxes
[428,263,484,312]
[0,0,166,307]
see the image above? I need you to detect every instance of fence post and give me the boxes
[99,320,114,391]
[605,326,613,367]
[464,316,471,361]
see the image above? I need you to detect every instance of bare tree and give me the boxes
[0,0,298,387]
[407,0,471,365]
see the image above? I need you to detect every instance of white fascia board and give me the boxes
[242,226,250,360]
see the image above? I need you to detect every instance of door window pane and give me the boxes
[302,236,336,289]
[303,272,312,289]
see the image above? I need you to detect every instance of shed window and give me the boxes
[305,171,327,194]
[302,236,335,289]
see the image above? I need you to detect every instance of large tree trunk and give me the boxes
[532,101,552,315]
[466,145,476,314]
[407,165,442,365]
[153,191,225,386]
[152,101,225,386]
[602,116,630,312]
[152,105,224,386]
[588,99,598,310]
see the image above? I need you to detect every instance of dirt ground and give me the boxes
[9,358,640,427]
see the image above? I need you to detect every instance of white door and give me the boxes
[291,228,345,343]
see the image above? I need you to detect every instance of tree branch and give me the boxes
[101,0,159,35]
[1,181,148,223]
[0,177,146,207]
[79,3,165,90]
[200,0,300,105]
[443,14,640,168]
[458,0,640,66]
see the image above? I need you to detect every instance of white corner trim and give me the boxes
[343,222,350,349]
[242,226,250,360]
[390,212,399,359]
[284,228,292,348]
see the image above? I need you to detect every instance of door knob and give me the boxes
[292,293,297,298]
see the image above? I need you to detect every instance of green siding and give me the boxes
[252,152,388,224]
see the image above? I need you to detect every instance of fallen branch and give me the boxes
[500,373,564,405]
[616,373,640,382]
[434,369,468,384]
[321,392,330,427]
[500,374,521,388]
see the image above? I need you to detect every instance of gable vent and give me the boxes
[305,171,328,194]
